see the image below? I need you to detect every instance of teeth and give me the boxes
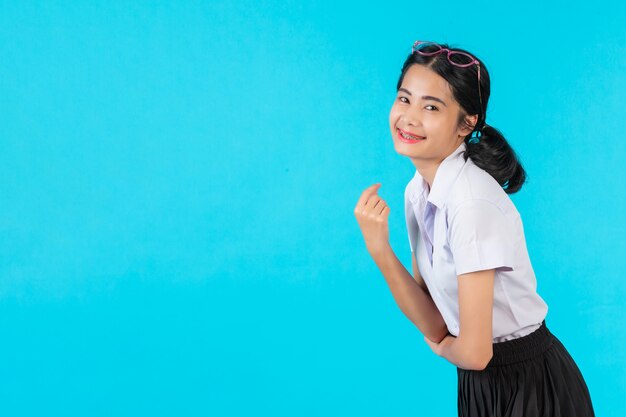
[399,130,423,140]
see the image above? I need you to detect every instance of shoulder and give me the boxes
[446,158,518,218]
[404,170,423,205]
[405,169,420,192]
[404,176,413,199]
[445,161,521,273]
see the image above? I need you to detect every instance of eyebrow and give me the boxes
[398,88,448,107]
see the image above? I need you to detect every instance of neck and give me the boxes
[413,138,464,189]
[415,162,439,190]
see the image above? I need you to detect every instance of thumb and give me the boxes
[370,182,382,197]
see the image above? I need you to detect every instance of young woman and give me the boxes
[354,40,596,417]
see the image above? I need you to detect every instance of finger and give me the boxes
[357,183,381,207]
[363,190,385,213]
[355,183,381,209]
[380,205,390,218]
[356,197,382,218]
[367,196,384,212]
[370,199,385,215]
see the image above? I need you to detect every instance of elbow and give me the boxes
[468,350,493,371]
[457,334,493,371]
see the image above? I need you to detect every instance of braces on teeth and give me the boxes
[400,130,423,140]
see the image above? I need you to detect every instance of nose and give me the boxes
[400,106,422,127]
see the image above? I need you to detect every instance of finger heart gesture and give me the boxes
[353,183,391,255]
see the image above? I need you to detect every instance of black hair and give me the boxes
[396,42,526,194]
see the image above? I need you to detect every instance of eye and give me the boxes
[397,96,409,103]
[425,105,438,111]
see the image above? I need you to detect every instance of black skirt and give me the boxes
[457,320,595,417]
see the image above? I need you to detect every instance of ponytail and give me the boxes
[463,124,527,194]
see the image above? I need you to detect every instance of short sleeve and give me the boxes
[448,199,516,275]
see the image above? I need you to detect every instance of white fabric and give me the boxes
[404,141,548,342]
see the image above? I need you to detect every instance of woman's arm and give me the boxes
[353,183,447,343]
[411,252,429,295]
[370,245,448,343]
[425,268,495,370]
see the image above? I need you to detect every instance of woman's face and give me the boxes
[389,64,475,163]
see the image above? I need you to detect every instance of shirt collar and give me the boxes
[408,141,467,209]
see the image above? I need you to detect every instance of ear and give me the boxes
[459,114,479,137]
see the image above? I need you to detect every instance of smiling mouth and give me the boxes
[397,128,426,141]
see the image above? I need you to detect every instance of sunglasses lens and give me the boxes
[413,42,441,55]
[449,52,475,66]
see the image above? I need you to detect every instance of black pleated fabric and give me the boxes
[457,320,595,417]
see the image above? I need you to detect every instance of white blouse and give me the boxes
[404,141,548,342]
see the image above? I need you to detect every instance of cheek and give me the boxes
[389,107,400,124]
[428,118,449,131]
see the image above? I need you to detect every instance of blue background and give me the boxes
[1,1,624,415]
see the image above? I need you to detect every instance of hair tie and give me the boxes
[468,130,481,144]
[468,123,487,144]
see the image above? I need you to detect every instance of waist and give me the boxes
[485,320,553,368]
[493,321,543,342]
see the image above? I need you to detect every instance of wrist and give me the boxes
[368,242,394,260]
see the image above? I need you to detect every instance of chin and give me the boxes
[393,142,417,157]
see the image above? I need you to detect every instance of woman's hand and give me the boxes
[354,183,391,255]
[424,333,455,357]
